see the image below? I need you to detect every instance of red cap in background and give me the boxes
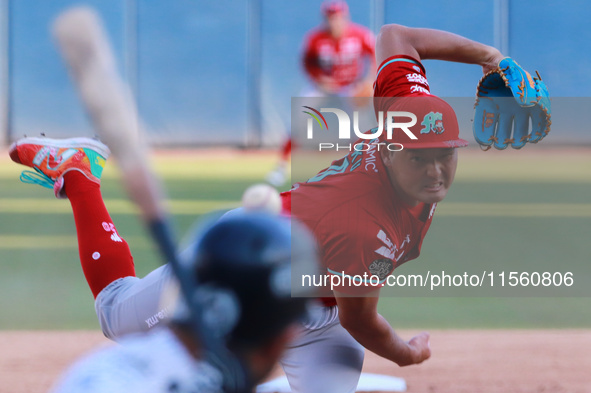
[321,0,349,16]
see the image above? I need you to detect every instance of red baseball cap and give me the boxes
[321,0,349,16]
[374,95,468,149]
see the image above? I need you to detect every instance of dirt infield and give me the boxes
[2,330,589,393]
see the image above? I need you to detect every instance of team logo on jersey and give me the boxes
[410,85,430,95]
[420,112,445,135]
[406,73,429,86]
[368,258,394,280]
[375,229,396,259]
[375,229,412,263]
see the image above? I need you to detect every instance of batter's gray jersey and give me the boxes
[52,328,223,393]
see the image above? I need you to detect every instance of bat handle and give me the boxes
[147,219,179,272]
[147,219,251,392]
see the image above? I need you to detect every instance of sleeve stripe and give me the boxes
[376,58,421,80]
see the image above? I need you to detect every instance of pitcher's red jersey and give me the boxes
[283,56,437,306]
[282,142,435,306]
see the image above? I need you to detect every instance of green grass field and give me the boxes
[0,148,589,330]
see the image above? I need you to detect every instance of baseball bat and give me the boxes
[52,7,248,391]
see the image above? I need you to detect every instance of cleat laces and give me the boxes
[19,167,55,190]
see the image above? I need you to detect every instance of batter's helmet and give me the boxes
[174,212,319,349]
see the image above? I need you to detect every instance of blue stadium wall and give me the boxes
[1,0,588,146]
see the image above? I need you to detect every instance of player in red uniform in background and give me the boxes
[302,0,375,96]
[266,0,376,186]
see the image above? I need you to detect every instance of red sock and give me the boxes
[64,171,136,298]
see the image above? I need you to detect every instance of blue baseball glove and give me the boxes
[473,58,551,150]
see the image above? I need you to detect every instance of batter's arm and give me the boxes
[375,24,503,74]
[335,291,430,367]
